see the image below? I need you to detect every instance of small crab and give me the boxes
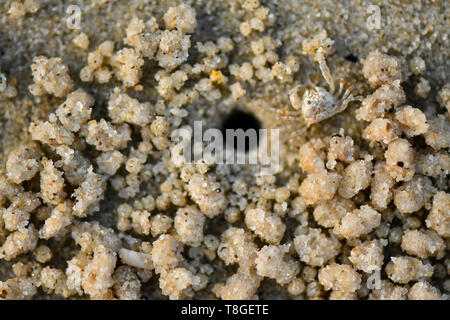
[288,79,359,127]
[268,31,361,130]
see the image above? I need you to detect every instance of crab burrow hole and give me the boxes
[220,109,262,153]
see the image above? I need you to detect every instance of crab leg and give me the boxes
[264,104,303,117]
[337,79,345,97]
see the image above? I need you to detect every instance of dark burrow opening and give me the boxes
[220,109,262,153]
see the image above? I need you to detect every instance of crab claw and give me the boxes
[318,58,335,94]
